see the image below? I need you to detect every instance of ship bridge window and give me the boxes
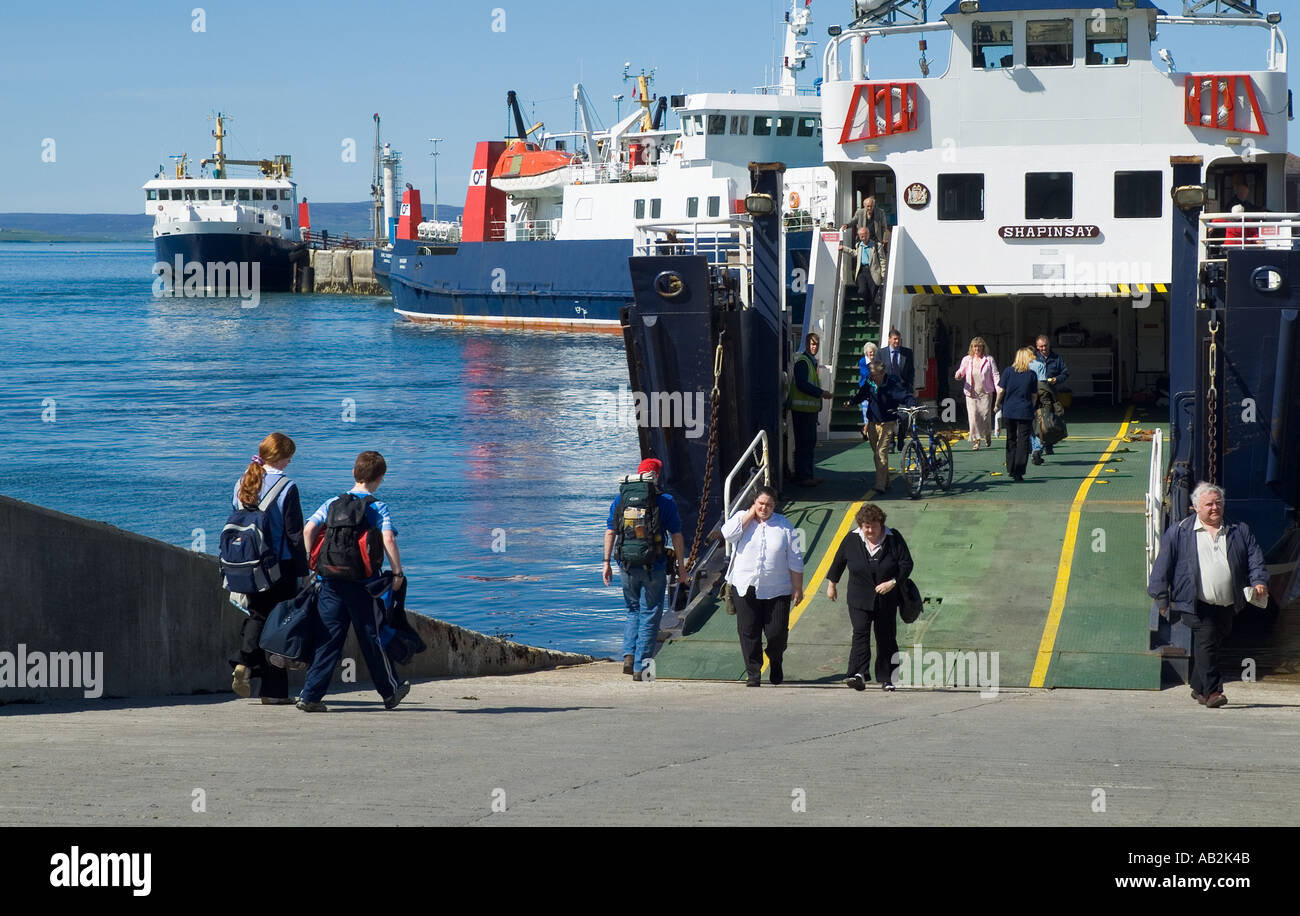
[1027,20,1073,67]
[1114,170,1161,218]
[634,199,646,219]
[651,199,662,219]
[687,197,699,218]
[797,117,817,137]
[1026,172,1073,219]
[690,114,704,135]
[280,190,292,201]
[730,115,749,135]
[197,189,210,201]
[707,196,721,218]
[754,116,773,136]
[238,189,250,201]
[184,189,195,201]
[776,116,794,137]
[972,21,1014,70]
[146,190,157,200]
[224,189,236,201]
[1086,18,1127,65]
[938,173,985,221]
[252,189,265,200]
[707,115,726,135]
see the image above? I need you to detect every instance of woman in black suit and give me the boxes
[996,346,1040,483]
[826,503,914,691]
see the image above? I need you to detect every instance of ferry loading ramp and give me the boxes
[657,406,1172,689]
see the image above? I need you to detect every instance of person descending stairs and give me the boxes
[830,285,883,436]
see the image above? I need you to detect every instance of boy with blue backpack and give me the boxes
[296,450,409,712]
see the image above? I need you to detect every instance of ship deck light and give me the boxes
[958,0,980,12]
[1116,0,1136,9]
[1266,12,1281,24]
[1172,185,1207,210]
[744,193,776,216]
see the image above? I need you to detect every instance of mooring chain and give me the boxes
[685,334,725,578]
[1206,319,1219,485]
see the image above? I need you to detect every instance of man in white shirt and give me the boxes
[720,486,805,686]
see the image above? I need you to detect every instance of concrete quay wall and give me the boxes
[0,495,590,704]
[309,249,385,295]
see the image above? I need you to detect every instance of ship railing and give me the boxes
[490,218,562,242]
[632,218,753,260]
[1198,211,1300,264]
[566,161,661,185]
[723,429,772,543]
[302,230,375,250]
[1145,428,1165,581]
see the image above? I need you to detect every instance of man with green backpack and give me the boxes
[602,458,686,681]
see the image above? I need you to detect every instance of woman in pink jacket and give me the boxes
[954,337,999,449]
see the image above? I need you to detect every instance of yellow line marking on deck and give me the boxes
[1029,406,1134,688]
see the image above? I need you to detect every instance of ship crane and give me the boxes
[199,112,292,180]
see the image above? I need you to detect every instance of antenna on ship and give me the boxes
[207,111,230,179]
[622,63,656,132]
[169,153,190,180]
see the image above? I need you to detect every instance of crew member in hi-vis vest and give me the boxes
[788,332,832,486]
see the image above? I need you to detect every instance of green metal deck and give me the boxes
[657,405,1168,689]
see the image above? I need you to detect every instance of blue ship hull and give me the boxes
[388,231,811,332]
[153,232,305,292]
[373,247,393,293]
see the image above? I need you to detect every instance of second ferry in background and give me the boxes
[143,113,308,292]
[385,0,833,332]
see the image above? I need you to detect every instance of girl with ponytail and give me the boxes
[228,432,309,704]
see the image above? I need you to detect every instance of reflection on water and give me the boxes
[0,243,640,654]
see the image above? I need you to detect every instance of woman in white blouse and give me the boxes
[953,336,1000,450]
[720,486,805,687]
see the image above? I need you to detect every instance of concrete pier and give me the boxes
[0,495,589,704]
[308,249,384,295]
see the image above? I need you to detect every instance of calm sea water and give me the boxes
[0,243,640,656]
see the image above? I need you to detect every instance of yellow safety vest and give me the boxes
[788,352,822,413]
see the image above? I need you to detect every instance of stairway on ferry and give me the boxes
[829,286,882,435]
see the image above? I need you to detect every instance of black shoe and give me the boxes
[384,681,411,710]
[1031,450,1044,465]
[623,654,634,675]
[296,699,327,713]
[769,659,784,686]
[746,675,761,687]
[1044,445,1055,455]
[1012,474,1025,482]
[844,674,867,691]
[882,682,896,692]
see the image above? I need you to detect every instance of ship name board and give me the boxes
[1000,225,1100,240]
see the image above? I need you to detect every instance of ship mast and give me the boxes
[780,0,815,95]
[622,64,656,132]
[199,111,292,179]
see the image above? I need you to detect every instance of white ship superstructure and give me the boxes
[805,0,1290,401]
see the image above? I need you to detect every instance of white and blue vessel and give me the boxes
[143,113,307,291]
[387,1,832,332]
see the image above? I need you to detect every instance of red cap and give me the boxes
[637,458,663,476]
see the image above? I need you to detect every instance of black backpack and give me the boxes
[312,493,384,580]
[219,476,291,594]
[613,473,664,569]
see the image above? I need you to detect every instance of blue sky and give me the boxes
[0,0,1294,212]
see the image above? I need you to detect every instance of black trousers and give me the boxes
[1187,600,1234,697]
[1004,418,1033,479]
[229,568,297,699]
[855,268,879,314]
[791,409,818,480]
[734,587,791,678]
[847,603,899,685]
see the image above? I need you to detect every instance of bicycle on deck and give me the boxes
[895,405,954,498]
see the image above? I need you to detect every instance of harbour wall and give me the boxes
[0,495,591,704]
[308,249,385,295]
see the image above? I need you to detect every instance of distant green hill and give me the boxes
[0,202,464,243]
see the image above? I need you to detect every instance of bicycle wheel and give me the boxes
[929,435,954,491]
[900,440,925,499]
